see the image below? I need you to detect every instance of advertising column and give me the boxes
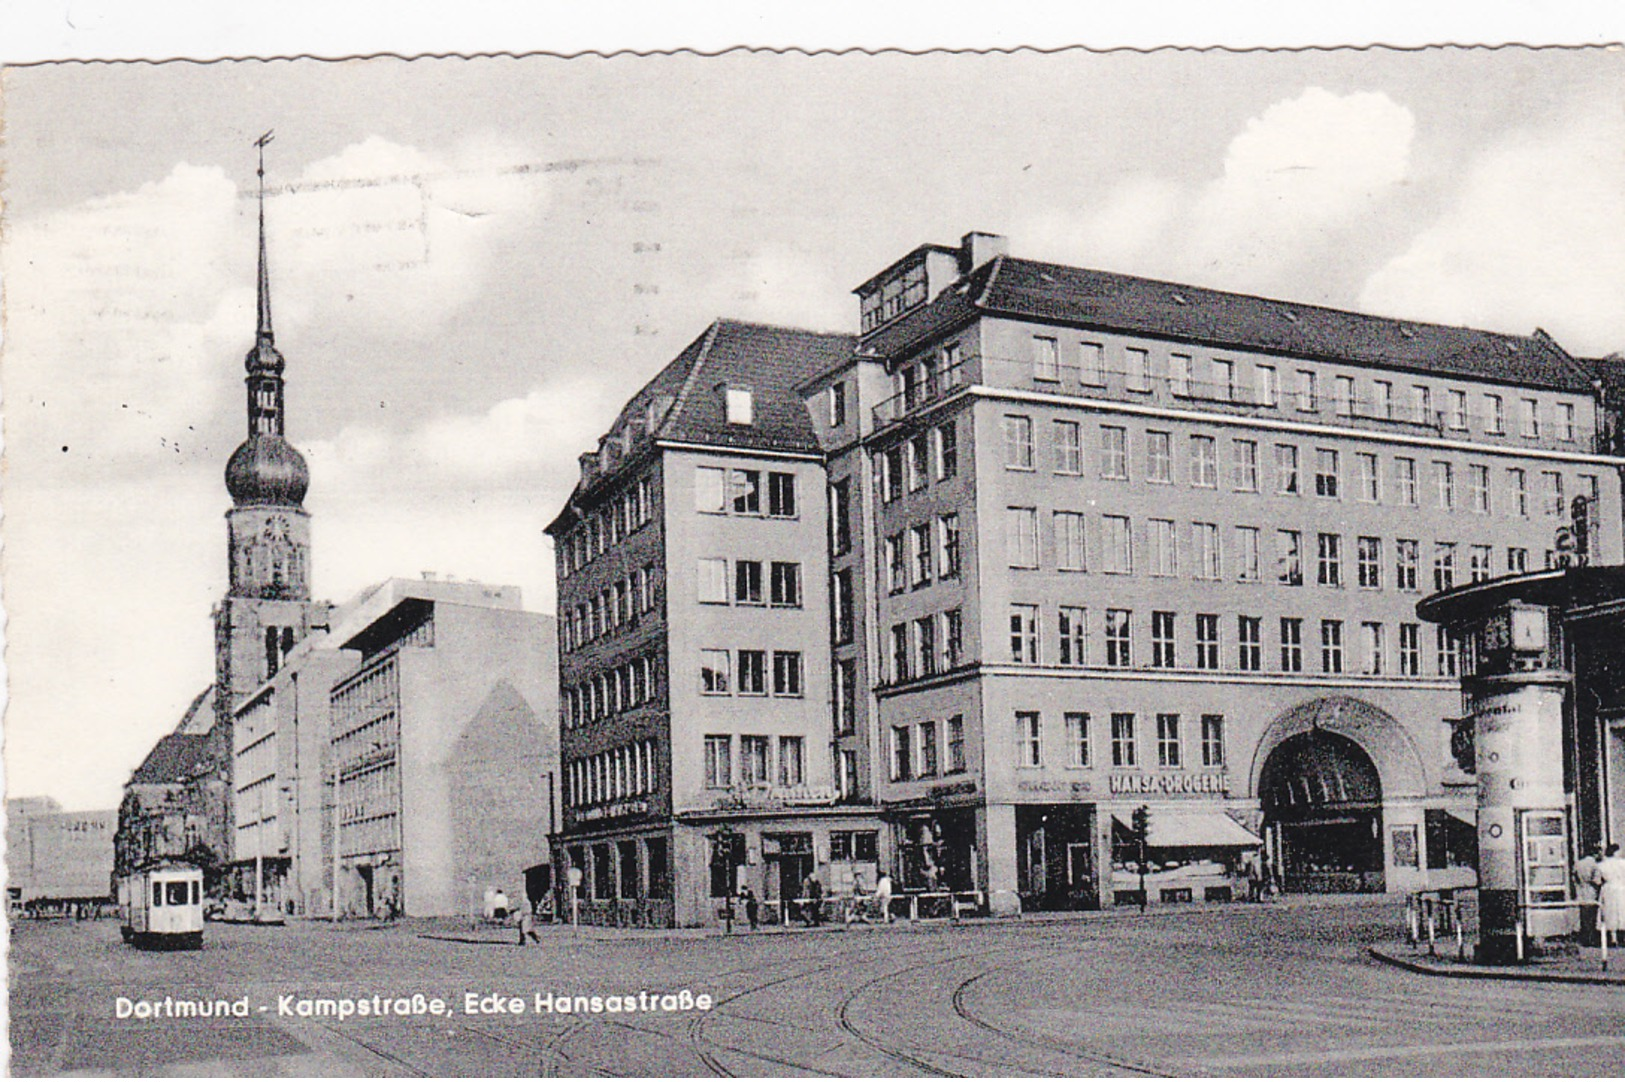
[1468,603,1576,963]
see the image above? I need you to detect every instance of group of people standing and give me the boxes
[1575,842,1625,945]
[732,870,892,931]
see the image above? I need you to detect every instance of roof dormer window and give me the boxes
[724,386,754,426]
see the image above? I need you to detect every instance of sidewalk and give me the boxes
[1369,941,1625,986]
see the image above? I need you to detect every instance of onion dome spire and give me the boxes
[227,131,309,509]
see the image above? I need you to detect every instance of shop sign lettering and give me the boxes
[712,785,836,810]
[929,780,978,799]
[577,799,651,822]
[1108,772,1228,795]
[1016,779,1092,794]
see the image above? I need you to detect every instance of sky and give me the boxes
[3,46,1623,810]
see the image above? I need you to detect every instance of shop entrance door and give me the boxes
[1261,730,1385,893]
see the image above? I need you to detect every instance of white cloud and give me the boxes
[1360,103,1625,356]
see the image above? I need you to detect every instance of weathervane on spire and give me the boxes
[255,130,275,345]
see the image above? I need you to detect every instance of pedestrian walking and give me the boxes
[874,872,894,924]
[803,873,824,927]
[740,885,759,931]
[1597,844,1625,948]
[1245,850,1265,903]
[1575,845,1603,945]
[516,905,541,945]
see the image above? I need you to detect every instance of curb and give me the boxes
[1368,945,1625,986]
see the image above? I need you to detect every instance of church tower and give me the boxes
[212,135,326,744]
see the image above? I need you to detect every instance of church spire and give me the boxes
[255,129,274,346]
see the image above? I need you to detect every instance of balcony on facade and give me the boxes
[872,353,1599,453]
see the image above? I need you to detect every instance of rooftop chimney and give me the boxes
[961,232,1009,274]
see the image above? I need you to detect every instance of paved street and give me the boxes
[10,897,1625,1077]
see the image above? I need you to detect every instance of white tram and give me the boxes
[119,863,205,950]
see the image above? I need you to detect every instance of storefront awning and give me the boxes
[1114,811,1263,848]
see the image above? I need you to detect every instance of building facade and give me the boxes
[114,687,228,884]
[327,579,557,919]
[547,320,886,928]
[7,797,117,909]
[812,232,1624,912]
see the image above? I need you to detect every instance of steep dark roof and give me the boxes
[550,320,855,528]
[864,255,1593,393]
[128,733,213,786]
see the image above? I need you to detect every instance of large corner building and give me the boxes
[550,232,1625,927]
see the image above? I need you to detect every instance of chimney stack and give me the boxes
[961,231,1009,273]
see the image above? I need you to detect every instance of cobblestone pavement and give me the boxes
[11,897,1625,1076]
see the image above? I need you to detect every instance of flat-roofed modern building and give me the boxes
[547,319,887,928]
[808,232,1624,912]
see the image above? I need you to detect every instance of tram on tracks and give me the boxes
[118,863,205,950]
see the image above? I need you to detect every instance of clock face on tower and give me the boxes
[231,511,307,600]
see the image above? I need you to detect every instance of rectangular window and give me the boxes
[891,624,910,683]
[1357,536,1382,589]
[828,381,847,427]
[1193,522,1221,580]
[1235,526,1261,582]
[1103,515,1133,574]
[1560,402,1576,442]
[878,447,902,503]
[1321,620,1344,674]
[1157,713,1183,767]
[1059,606,1089,666]
[698,557,729,604]
[1195,613,1220,671]
[1008,507,1039,569]
[1190,435,1217,488]
[1434,461,1455,510]
[1280,617,1304,673]
[1009,604,1040,664]
[1106,609,1133,667]
[1055,512,1088,571]
[830,480,851,555]
[1361,622,1385,675]
[1017,711,1044,768]
[907,434,929,492]
[1315,448,1340,498]
[1396,539,1420,592]
[1334,375,1354,417]
[1486,394,1505,434]
[941,609,964,670]
[1374,380,1393,420]
[947,715,966,774]
[1238,616,1262,672]
[1357,452,1380,503]
[1433,542,1457,591]
[1398,623,1421,676]
[834,658,856,735]
[1437,626,1459,677]
[1317,532,1343,587]
[732,469,763,514]
[1147,430,1172,483]
[779,736,805,787]
[833,570,854,644]
[741,735,768,785]
[1065,712,1091,768]
[1256,365,1278,407]
[725,387,754,425]
[1447,389,1468,430]
[1213,359,1236,402]
[1469,544,1493,583]
[1200,715,1226,768]
[917,721,939,778]
[1080,342,1105,384]
[704,736,732,788]
[696,466,727,513]
[1276,444,1300,495]
[737,650,767,695]
[772,651,803,697]
[1149,519,1178,577]
[1509,468,1528,517]
[1395,457,1418,506]
[1296,369,1318,411]
[1232,439,1259,492]
[770,561,802,607]
[1277,529,1303,586]
[701,649,731,694]
[1100,426,1128,480]
[1469,464,1490,513]
[1054,420,1082,474]
[890,726,913,781]
[1508,547,1528,574]
[1169,352,1191,397]
[933,422,958,480]
[910,523,932,587]
[914,616,936,677]
[937,514,961,579]
[1126,347,1151,392]
[1542,471,1564,517]
[1151,610,1177,669]
[1414,384,1433,425]
[734,559,764,605]
[1521,398,1540,439]
[1032,335,1060,381]
[767,472,796,517]
[1004,415,1035,470]
[1111,713,1138,767]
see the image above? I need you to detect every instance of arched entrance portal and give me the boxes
[1260,730,1385,893]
